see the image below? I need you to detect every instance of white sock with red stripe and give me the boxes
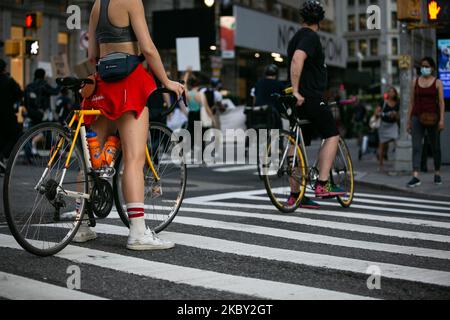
[127,203,146,239]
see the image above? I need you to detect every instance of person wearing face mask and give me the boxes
[407,57,446,188]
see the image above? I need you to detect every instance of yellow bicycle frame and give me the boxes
[47,110,160,181]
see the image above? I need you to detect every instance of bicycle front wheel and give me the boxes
[3,123,88,256]
[332,138,355,208]
[263,130,307,213]
[114,123,187,233]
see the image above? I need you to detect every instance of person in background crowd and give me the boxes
[374,87,400,172]
[24,68,60,127]
[407,57,446,188]
[55,87,73,125]
[24,69,60,156]
[0,59,23,173]
[201,78,224,130]
[254,64,286,130]
[183,69,216,158]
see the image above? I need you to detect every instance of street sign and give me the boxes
[51,54,70,78]
[399,55,412,70]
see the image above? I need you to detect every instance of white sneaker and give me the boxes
[73,224,98,243]
[127,228,175,251]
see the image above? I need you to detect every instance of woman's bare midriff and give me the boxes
[99,42,139,58]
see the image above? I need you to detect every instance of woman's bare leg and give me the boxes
[116,109,148,204]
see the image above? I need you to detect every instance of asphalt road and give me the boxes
[1,163,450,300]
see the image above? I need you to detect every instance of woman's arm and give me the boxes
[88,0,100,65]
[182,68,192,86]
[437,79,446,131]
[128,0,184,96]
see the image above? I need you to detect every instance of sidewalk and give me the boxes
[346,140,450,200]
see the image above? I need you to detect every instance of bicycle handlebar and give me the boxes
[271,93,345,108]
[56,77,94,88]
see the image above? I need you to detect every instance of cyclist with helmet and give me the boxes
[255,64,320,209]
[287,0,346,204]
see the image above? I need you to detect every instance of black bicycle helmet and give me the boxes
[265,64,279,77]
[300,0,325,25]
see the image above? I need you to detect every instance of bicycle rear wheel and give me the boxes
[332,138,355,208]
[113,123,187,233]
[263,130,307,213]
[3,123,88,256]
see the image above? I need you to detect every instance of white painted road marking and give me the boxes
[0,271,107,300]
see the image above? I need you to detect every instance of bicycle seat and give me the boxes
[56,77,94,89]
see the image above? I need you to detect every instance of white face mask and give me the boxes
[421,67,432,76]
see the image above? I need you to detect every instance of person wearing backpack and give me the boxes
[24,68,60,127]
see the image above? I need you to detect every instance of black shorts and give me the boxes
[295,98,339,146]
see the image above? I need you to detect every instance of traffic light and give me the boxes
[4,40,21,57]
[25,12,43,29]
[397,0,421,21]
[24,39,40,56]
[427,0,450,23]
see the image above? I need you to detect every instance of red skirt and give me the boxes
[82,64,157,125]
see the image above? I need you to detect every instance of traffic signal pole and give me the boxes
[394,21,414,173]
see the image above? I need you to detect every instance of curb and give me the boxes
[355,178,450,202]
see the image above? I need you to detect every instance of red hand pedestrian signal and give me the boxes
[428,0,441,20]
[25,14,34,28]
[24,12,42,29]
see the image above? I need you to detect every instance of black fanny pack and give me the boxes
[97,53,144,82]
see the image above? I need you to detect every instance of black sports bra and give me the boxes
[96,0,138,44]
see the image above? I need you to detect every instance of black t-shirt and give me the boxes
[254,78,285,107]
[287,28,327,99]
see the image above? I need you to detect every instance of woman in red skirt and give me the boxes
[76,0,184,250]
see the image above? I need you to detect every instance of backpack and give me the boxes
[24,82,46,122]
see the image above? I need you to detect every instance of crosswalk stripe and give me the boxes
[0,271,107,300]
[176,203,450,243]
[108,212,450,260]
[353,192,450,206]
[230,196,450,229]
[191,189,450,206]
[185,189,450,218]
[213,165,257,173]
[184,198,450,220]
[74,224,450,288]
[0,234,373,300]
[306,193,450,212]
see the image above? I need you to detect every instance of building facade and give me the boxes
[342,0,436,94]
